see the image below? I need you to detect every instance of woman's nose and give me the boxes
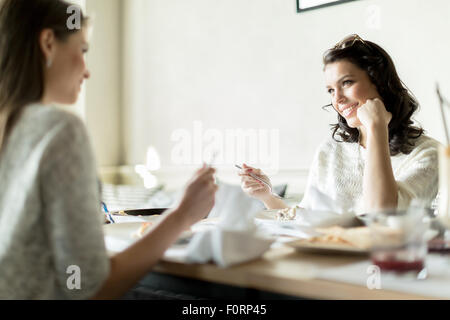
[333,89,346,107]
[84,69,90,79]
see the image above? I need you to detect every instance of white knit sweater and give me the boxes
[299,135,440,214]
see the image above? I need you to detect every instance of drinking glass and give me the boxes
[367,208,429,279]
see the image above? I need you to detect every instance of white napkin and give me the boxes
[297,186,356,227]
[306,186,349,213]
[184,208,273,267]
[184,228,273,267]
[295,208,356,228]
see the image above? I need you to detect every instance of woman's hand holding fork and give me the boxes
[237,163,288,210]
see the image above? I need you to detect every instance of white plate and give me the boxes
[103,217,219,254]
[285,239,369,255]
[254,209,356,228]
[103,218,161,253]
[284,229,440,256]
[108,215,161,224]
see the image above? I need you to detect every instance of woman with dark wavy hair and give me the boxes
[239,34,439,215]
[0,0,217,299]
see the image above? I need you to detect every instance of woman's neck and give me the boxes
[41,96,52,105]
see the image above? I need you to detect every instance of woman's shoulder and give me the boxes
[414,135,441,147]
[310,137,359,168]
[23,104,84,128]
[20,104,87,139]
[317,137,337,152]
[7,104,90,157]
[410,135,442,154]
[396,135,441,163]
[316,136,357,154]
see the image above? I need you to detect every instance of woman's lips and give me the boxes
[341,104,358,117]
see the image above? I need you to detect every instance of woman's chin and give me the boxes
[346,118,362,129]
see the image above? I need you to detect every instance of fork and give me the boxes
[206,151,219,167]
[101,201,115,224]
[235,165,283,199]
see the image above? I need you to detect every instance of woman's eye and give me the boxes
[342,80,353,86]
[327,88,334,94]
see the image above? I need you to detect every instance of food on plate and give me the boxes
[131,221,194,239]
[276,207,297,221]
[131,222,154,239]
[305,226,373,249]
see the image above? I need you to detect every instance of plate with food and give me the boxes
[285,225,439,255]
[254,208,299,222]
[284,226,371,255]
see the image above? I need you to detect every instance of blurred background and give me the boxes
[70,0,450,200]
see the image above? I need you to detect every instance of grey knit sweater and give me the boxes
[0,104,110,299]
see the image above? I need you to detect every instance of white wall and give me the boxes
[85,0,123,166]
[87,0,450,191]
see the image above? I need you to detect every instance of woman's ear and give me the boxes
[39,29,56,68]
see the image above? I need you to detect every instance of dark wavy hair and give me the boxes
[0,0,87,151]
[323,34,423,156]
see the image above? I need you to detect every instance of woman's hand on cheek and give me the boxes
[356,98,392,130]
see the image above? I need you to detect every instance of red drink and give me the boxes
[372,258,425,272]
[371,246,427,276]
[367,209,429,279]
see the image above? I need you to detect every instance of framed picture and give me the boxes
[297,0,360,13]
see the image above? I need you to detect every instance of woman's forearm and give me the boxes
[363,125,398,212]
[91,208,189,300]
[262,195,289,210]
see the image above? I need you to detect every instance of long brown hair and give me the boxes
[0,0,87,151]
[323,35,423,156]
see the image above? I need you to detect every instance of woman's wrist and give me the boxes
[164,206,192,231]
[262,194,288,210]
[366,123,389,145]
[366,120,389,135]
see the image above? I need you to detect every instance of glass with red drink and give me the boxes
[367,208,429,279]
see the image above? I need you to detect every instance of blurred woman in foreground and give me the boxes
[0,0,217,299]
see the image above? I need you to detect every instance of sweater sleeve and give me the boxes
[39,114,110,300]
[395,138,440,210]
[298,144,323,210]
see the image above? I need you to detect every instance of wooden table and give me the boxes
[147,246,440,300]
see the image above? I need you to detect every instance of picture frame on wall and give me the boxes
[297,0,360,13]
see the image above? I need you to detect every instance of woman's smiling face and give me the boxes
[324,59,382,128]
